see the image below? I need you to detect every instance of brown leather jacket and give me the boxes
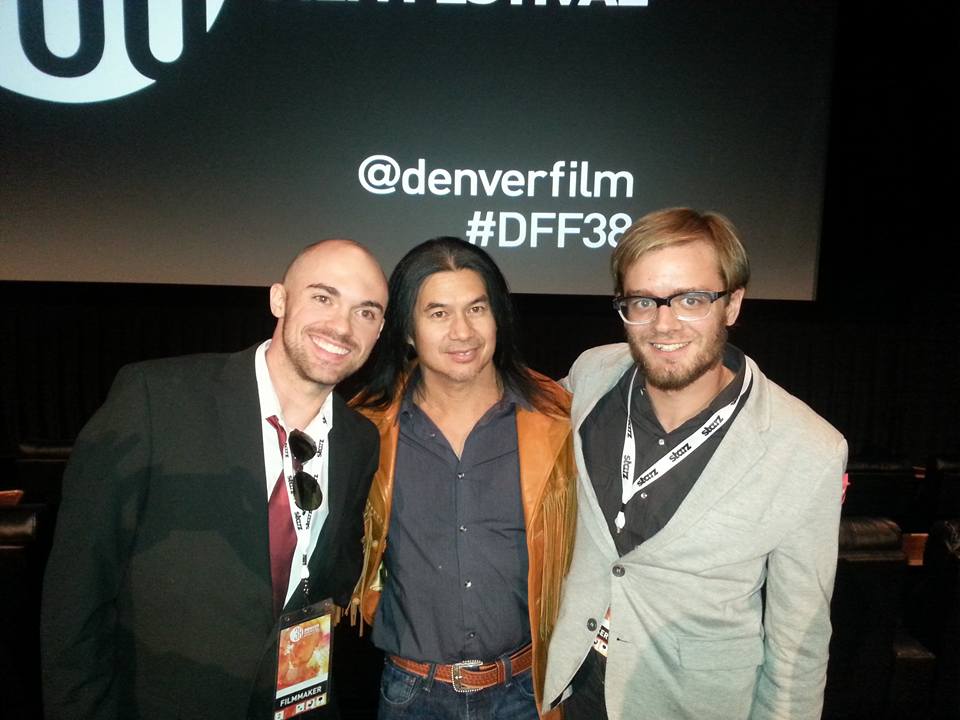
[350,372,576,717]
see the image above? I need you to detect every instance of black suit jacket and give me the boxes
[41,345,379,720]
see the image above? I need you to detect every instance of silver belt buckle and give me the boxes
[451,659,482,693]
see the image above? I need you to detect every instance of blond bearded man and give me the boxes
[543,209,847,720]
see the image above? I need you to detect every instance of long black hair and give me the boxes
[353,237,563,416]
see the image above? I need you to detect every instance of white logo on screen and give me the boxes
[0,0,227,104]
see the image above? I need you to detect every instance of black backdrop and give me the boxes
[1,0,957,463]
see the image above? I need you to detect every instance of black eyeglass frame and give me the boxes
[612,290,730,325]
[288,429,323,511]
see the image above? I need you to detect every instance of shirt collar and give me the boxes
[255,340,334,437]
[399,369,518,427]
[626,343,748,434]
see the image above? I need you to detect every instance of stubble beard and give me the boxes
[627,322,728,392]
[283,324,360,389]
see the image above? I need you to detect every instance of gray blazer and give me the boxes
[543,344,847,720]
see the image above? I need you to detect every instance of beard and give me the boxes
[627,321,728,392]
[282,323,361,389]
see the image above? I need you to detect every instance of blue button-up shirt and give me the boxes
[372,386,530,664]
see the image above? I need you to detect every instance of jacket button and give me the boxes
[587,618,598,632]
[371,539,380,549]
[612,564,626,577]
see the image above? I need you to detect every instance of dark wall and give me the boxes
[1,1,957,462]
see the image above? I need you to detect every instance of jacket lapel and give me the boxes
[215,346,274,619]
[516,406,568,526]
[570,347,637,559]
[311,394,351,565]
[632,357,770,556]
[572,349,773,559]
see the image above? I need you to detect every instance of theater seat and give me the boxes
[0,503,53,719]
[842,459,928,532]
[13,444,71,508]
[824,517,908,719]
[906,519,960,720]
[927,458,960,522]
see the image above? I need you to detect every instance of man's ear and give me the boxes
[725,287,745,326]
[269,283,286,320]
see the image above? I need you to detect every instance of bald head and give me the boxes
[282,238,386,287]
[266,239,388,410]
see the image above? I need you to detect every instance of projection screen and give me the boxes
[0,0,836,298]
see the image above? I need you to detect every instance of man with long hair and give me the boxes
[351,237,575,719]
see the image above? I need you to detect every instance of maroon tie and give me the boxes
[267,415,297,617]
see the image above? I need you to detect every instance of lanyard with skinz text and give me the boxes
[279,411,331,598]
[615,363,753,532]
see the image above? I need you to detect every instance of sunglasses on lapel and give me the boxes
[288,429,323,511]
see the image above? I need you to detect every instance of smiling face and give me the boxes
[623,240,743,392]
[410,269,498,391]
[269,240,387,398]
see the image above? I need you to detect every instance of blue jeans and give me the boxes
[377,656,540,720]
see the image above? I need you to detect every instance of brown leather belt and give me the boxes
[388,643,533,693]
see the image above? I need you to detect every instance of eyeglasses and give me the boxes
[613,290,729,325]
[288,429,323,511]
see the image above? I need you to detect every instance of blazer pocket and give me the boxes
[677,634,764,670]
[701,509,757,533]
